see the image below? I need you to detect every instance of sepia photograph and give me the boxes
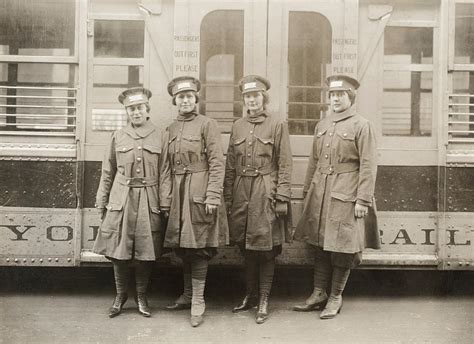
[0,0,473,343]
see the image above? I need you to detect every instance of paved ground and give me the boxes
[0,267,472,344]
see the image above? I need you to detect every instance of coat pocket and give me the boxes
[181,135,203,154]
[115,145,134,164]
[150,206,162,232]
[190,196,217,224]
[143,144,161,168]
[101,203,123,233]
[255,136,274,158]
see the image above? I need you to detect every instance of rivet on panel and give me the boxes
[67,258,71,262]
[48,258,52,262]
[14,258,18,263]
[39,258,43,263]
[55,258,59,262]
[31,258,35,263]
[6,258,9,262]
[23,258,27,263]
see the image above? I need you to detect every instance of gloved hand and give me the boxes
[225,201,232,215]
[205,203,218,215]
[161,208,170,218]
[274,200,288,218]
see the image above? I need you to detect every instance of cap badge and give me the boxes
[177,82,192,90]
[244,82,257,90]
[128,94,144,102]
[330,81,343,88]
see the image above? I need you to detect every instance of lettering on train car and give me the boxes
[1,225,74,242]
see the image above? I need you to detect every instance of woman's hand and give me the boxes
[274,200,288,218]
[97,208,106,221]
[205,203,218,215]
[355,203,368,218]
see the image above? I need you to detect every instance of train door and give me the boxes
[443,0,474,269]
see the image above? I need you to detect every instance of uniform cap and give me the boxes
[326,75,360,92]
[167,76,201,97]
[118,87,152,107]
[238,75,271,94]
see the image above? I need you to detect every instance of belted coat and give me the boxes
[294,107,380,254]
[93,120,165,261]
[160,112,229,249]
[223,111,293,251]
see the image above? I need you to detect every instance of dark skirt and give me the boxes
[238,244,282,261]
[174,247,218,261]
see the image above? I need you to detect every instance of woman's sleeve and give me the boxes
[159,129,172,209]
[95,133,117,208]
[203,119,225,205]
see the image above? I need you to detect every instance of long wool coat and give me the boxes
[223,111,293,251]
[294,106,380,254]
[93,120,165,261]
[160,112,229,249]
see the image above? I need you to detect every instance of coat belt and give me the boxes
[317,163,359,175]
[172,160,209,175]
[235,164,275,177]
[115,173,159,187]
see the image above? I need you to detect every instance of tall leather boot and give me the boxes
[109,261,130,318]
[255,256,274,324]
[320,267,350,319]
[293,246,331,312]
[166,272,192,310]
[233,256,258,313]
[135,261,152,317]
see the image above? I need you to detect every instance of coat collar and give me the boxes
[245,109,268,123]
[328,106,356,122]
[122,119,155,139]
[177,111,198,121]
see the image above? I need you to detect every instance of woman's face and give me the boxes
[175,91,197,113]
[126,103,148,127]
[329,91,351,113]
[243,91,264,113]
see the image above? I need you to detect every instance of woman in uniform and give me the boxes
[160,76,228,328]
[94,87,165,318]
[224,75,293,324]
[293,75,380,319]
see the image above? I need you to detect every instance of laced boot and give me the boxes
[232,294,258,313]
[190,278,206,327]
[135,292,151,317]
[255,293,269,324]
[320,295,343,319]
[293,288,328,312]
[108,293,128,318]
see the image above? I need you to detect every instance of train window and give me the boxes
[0,63,76,134]
[382,27,433,136]
[454,3,474,65]
[287,12,331,135]
[94,20,145,59]
[200,10,244,134]
[91,65,143,131]
[0,0,75,56]
[449,72,474,143]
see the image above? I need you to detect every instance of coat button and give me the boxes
[243,169,246,173]
[250,130,253,134]
[247,164,251,167]
[329,132,333,136]
[318,132,322,135]
[333,122,336,126]
[343,133,347,137]
[138,146,142,150]
[247,153,251,157]
[176,161,181,165]
[255,169,259,173]
[122,147,127,151]
[325,154,329,159]
[326,144,330,147]
[136,169,141,173]
[177,138,180,142]
[126,180,130,185]
[137,157,141,162]
[142,180,146,184]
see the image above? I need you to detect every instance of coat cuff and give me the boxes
[356,193,373,204]
[275,194,290,202]
[356,198,372,207]
[205,195,221,206]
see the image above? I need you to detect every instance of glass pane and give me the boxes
[94,20,145,58]
[454,4,474,65]
[92,65,143,131]
[288,11,331,135]
[0,0,75,56]
[0,63,76,132]
[449,72,474,140]
[382,71,432,136]
[200,10,244,134]
[384,27,433,64]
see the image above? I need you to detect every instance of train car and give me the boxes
[0,0,473,270]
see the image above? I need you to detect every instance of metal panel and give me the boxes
[0,207,75,266]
